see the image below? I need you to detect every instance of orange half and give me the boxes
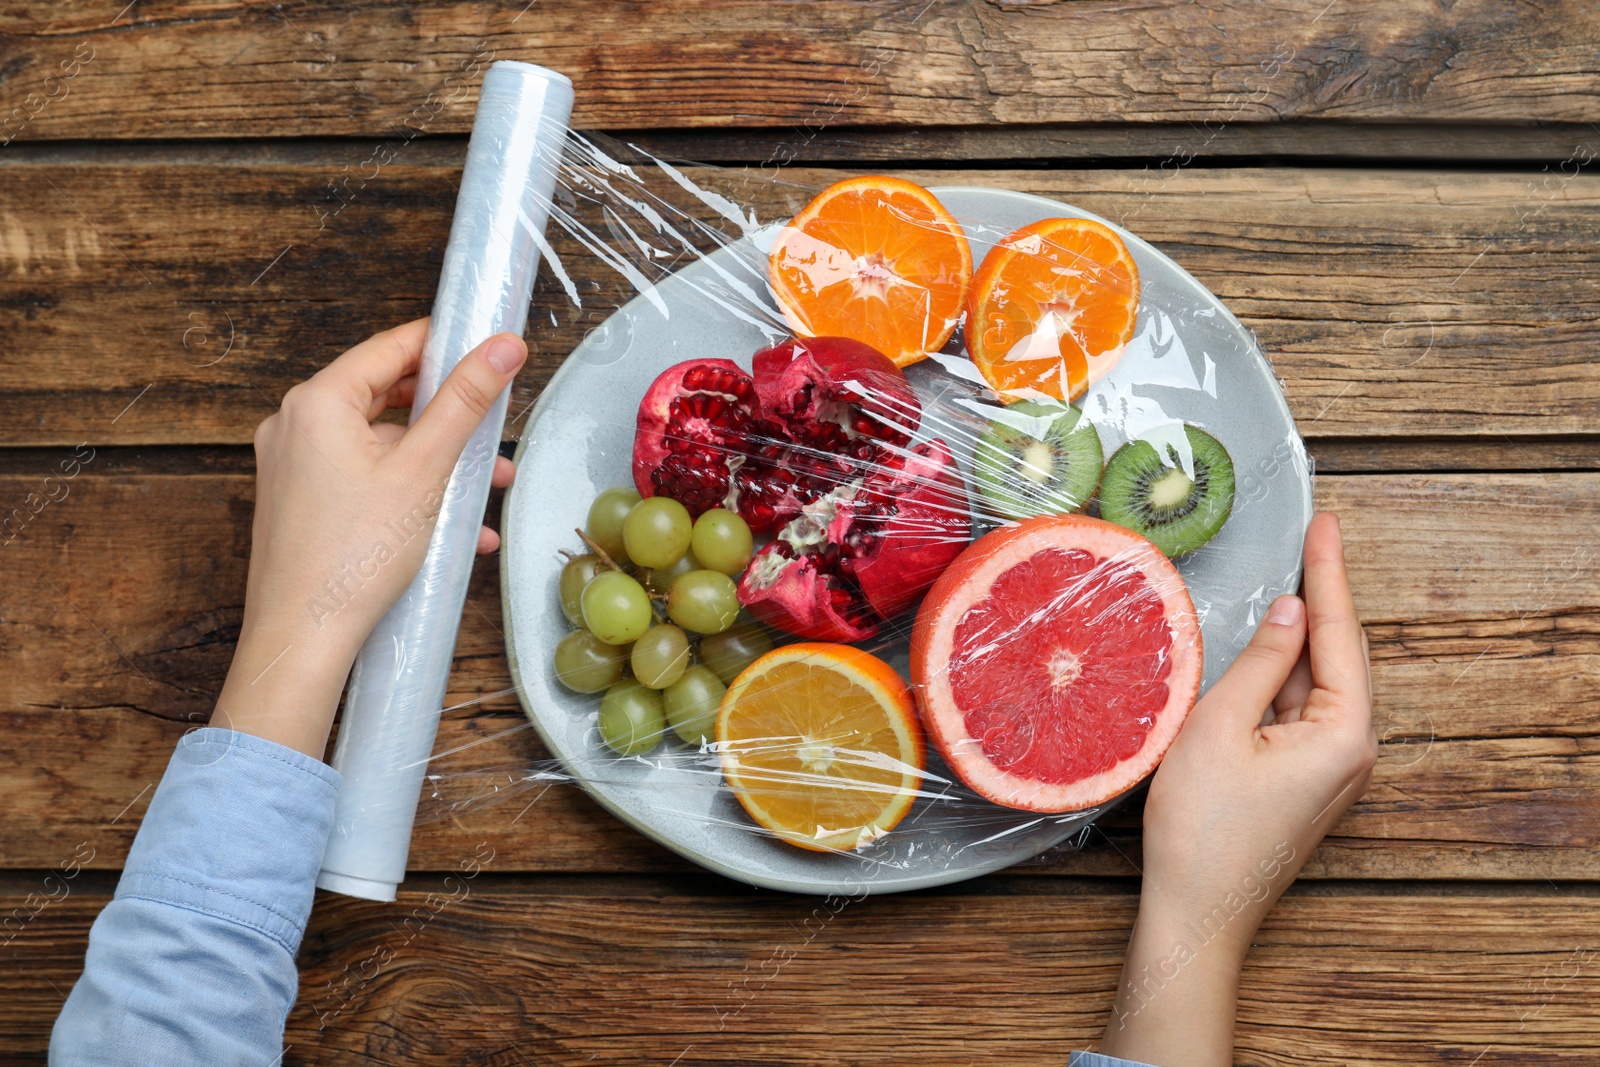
[768,176,973,368]
[966,217,1141,401]
[716,643,925,852]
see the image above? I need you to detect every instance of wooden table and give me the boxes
[3,3,1598,1063]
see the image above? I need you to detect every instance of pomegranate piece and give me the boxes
[738,438,971,642]
[850,439,972,622]
[633,339,927,535]
[752,336,920,454]
[631,359,778,524]
[634,338,971,637]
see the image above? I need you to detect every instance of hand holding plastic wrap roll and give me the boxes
[379,136,1315,895]
[316,61,574,901]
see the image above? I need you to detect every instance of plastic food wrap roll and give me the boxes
[316,61,574,902]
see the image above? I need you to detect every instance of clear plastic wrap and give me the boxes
[316,61,573,902]
[373,127,1313,896]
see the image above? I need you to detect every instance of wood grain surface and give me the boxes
[4,468,1595,879]
[4,879,1597,1065]
[2,164,1596,446]
[5,2,1597,1058]
[2,1,1597,140]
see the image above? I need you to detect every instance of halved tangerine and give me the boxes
[716,642,925,852]
[768,176,973,368]
[966,217,1141,401]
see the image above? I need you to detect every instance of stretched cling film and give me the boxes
[370,126,1314,895]
[316,62,574,902]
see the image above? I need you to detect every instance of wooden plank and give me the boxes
[2,164,1598,447]
[2,1,1597,141]
[4,881,1598,1064]
[2,469,1598,879]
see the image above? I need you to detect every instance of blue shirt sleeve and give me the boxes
[51,728,340,1066]
[1069,1054,1159,1067]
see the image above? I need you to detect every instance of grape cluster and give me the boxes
[554,486,775,756]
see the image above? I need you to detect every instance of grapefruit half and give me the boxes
[910,514,1201,812]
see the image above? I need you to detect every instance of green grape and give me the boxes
[553,630,627,693]
[598,679,666,757]
[690,508,754,575]
[663,665,726,745]
[586,486,641,565]
[559,554,604,627]
[623,496,693,570]
[666,570,740,635]
[581,570,653,645]
[641,548,700,595]
[631,624,690,690]
[697,620,774,684]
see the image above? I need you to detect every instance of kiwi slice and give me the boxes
[973,400,1104,521]
[1100,425,1236,556]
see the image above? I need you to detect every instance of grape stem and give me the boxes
[572,527,670,618]
[574,528,624,571]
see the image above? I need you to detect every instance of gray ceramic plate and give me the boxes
[502,186,1313,895]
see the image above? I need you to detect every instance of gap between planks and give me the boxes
[0,438,1594,476]
[2,124,1598,169]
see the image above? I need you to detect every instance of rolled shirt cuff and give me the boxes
[114,727,342,955]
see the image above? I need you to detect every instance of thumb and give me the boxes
[1199,594,1306,732]
[403,332,526,482]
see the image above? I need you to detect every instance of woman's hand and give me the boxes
[213,319,526,759]
[1100,512,1377,1067]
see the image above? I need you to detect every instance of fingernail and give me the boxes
[485,334,526,374]
[1267,595,1303,626]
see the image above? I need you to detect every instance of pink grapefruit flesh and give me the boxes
[910,514,1202,813]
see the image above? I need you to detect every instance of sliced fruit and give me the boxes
[1100,425,1235,557]
[631,359,775,526]
[737,437,971,642]
[768,176,973,367]
[751,336,919,456]
[966,216,1141,401]
[717,643,925,852]
[973,399,1104,521]
[631,341,919,534]
[910,514,1201,813]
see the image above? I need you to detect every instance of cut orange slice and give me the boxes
[966,217,1141,401]
[768,176,973,368]
[716,642,925,852]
